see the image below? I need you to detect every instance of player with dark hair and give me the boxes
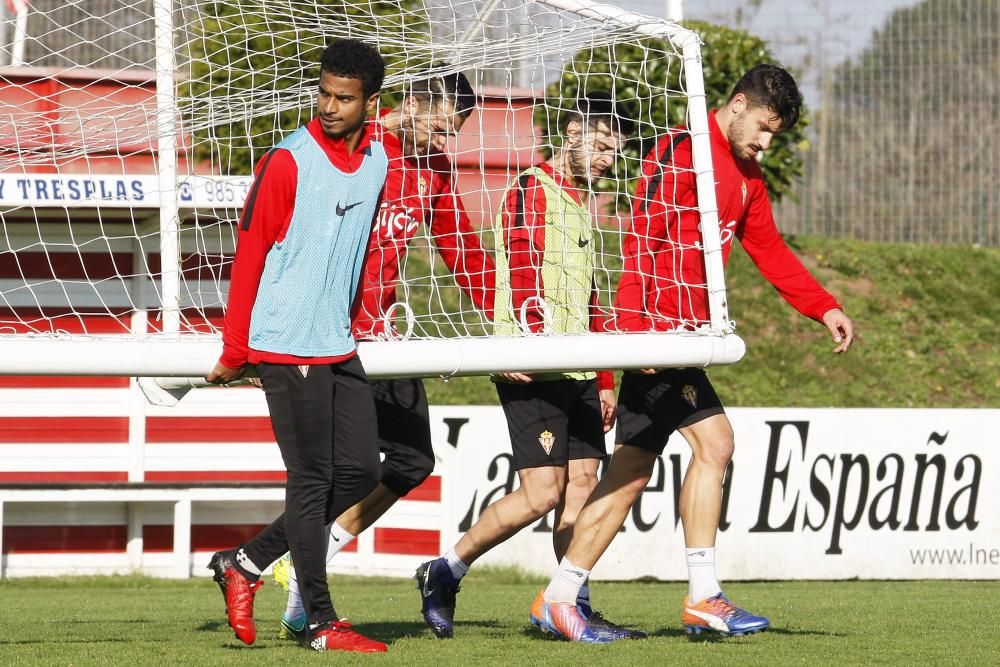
[270,67,496,639]
[530,64,854,642]
[415,92,642,642]
[204,38,390,653]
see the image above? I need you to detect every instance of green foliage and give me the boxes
[419,235,999,408]
[1,576,997,664]
[711,236,1000,408]
[182,0,427,175]
[536,20,808,206]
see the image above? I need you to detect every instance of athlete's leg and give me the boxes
[417,379,571,639]
[677,413,734,550]
[333,378,434,534]
[562,445,658,570]
[665,372,766,636]
[456,464,567,564]
[533,372,672,642]
[553,457,600,561]
[554,379,606,562]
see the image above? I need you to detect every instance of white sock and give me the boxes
[285,566,304,619]
[326,522,356,560]
[544,557,590,604]
[686,547,722,603]
[285,523,357,620]
[443,547,469,580]
[576,580,591,607]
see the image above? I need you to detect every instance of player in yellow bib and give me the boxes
[415,93,643,641]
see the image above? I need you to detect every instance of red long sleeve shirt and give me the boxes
[220,118,380,368]
[498,162,614,391]
[354,111,495,339]
[614,111,840,332]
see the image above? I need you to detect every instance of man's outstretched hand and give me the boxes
[822,308,855,354]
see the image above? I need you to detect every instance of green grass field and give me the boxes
[2,570,997,665]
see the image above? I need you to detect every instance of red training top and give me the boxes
[614,110,840,332]
[354,110,495,339]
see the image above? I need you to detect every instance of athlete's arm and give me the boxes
[427,171,496,318]
[209,149,296,383]
[738,181,853,352]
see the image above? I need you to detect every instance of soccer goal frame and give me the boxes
[0,0,742,379]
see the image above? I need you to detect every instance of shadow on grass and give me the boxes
[358,619,504,642]
[517,625,845,643]
[651,627,846,641]
[0,638,136,646]
[196,620,227,632]
[65,618,153,625]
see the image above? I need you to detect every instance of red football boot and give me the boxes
[223,567,263,645]
[303,620,388,653]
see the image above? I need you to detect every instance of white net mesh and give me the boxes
[0,0,738,376]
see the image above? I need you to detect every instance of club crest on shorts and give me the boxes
[681,384,697,408]
[538,429,555,455]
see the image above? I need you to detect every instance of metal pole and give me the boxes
[10,0,29,66]
[153,0,181,336]
[667,0,683,22]
[680,38,732,333]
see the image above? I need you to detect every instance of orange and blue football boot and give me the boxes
[682,593,769,637]
[529,591,617,644]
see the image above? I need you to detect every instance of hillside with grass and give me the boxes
[421,236,999,408]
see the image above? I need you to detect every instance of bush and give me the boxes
[181,0,427,175]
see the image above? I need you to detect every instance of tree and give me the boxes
[181,0,428,175]
[811,0,998,244]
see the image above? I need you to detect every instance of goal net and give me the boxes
[0,0,742,378]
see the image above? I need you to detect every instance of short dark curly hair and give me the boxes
[562,91,635,137]
[319,38,385,98]
[728,64,802,131]
[407,66,476,120]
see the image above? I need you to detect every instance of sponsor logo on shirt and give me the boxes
[375,202,419,239]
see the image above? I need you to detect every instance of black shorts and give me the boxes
[615,368,725,454]
[496,378,607,470]
[371,378,435,496]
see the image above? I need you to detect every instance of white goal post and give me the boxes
[0,0,742,378]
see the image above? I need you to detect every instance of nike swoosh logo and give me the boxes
[336,201,364,216]
[577,237,589,247]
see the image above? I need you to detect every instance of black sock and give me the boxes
[234,547,261,582]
